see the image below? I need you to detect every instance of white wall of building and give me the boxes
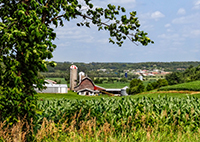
[35,84,68,93]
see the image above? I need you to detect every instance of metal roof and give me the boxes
[45,84,68,87]
[105,88,121,91]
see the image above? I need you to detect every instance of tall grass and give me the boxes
[1,111,200,142]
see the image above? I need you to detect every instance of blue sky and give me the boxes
[51,0,200,63]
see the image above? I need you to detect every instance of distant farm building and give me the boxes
[138,75,143,81]
[35,79,68,93]
[74,77,128,96]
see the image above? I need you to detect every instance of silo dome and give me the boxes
[79,72,85,83]
[70,65,78,69]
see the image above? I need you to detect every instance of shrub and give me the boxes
[127,79,145,95]
[146,83,154,91]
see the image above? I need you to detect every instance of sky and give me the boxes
[51,0,200,63]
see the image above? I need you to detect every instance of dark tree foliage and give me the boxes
[146,79,168,91]
[94,77,104,84]
[165,72,184,85]
[165,65,200,85]
[146,83,154,91]
[119,77,128,83]
[127,79,145,95]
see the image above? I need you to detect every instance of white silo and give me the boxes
[70,65,78,90]
[121,86,129,96]
[79,72,85,83]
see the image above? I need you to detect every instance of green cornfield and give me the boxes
[36,96,200,131]
[2,96,200,141]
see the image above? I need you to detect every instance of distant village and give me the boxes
[98,68,171,77]
[96,68,171,81]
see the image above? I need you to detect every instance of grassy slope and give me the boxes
[159,80,200,91]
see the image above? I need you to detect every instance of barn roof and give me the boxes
[75,77,95,88]
[74,77,105,91]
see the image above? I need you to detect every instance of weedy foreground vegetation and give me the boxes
[1,95,200,141]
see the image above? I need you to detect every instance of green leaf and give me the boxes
[121,7,126,12]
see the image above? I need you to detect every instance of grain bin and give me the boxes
[121,86,129,96]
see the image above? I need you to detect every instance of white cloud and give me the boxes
[167,29,173,32]
[172,13,200,24]
[165,23,171,28]
[92,0,136,9]
[193,0,200,9]
[158,33,180,39]
[158,33,186,46]
[191,30,200,36]
[177,8,186,15]
[139,11,165,21]
[151,11,165,20]
[109,0,136,4]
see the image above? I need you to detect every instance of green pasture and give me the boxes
[46,77,67,84]
[96,82,129,88]
[159,80,200,91]
[36,91,111,100]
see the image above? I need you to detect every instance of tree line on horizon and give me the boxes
[47,61,200,71]
[42,61,200,78]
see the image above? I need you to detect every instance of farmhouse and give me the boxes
[74,77,128,96]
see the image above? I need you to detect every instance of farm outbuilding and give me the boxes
[35,80,68,93]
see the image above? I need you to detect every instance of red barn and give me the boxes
[74,77,105,96]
